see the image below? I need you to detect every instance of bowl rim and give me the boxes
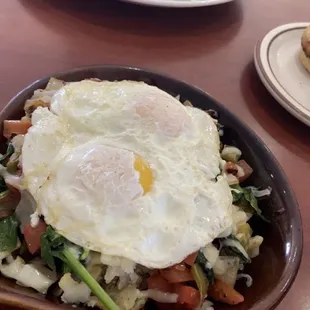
[0,64,303,310]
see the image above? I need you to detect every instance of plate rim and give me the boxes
[121,0,233,8]
[0,64,303,310]
[254,22,310,126]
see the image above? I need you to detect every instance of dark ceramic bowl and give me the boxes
[0,65,303,310]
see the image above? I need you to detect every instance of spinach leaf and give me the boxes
[243,188,270,222]
[196,251,214,285]
[40,232,57,271]
[0,142,14,166]
[41,226,73,271]
[196,250,207,265]
[0,214,18,251]
[230,185,270,223]
[230,185,244,203]
[219,235,251,264]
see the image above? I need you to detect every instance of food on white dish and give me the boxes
[0,78,271,310]
[300,25,310,73]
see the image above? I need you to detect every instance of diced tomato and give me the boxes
[147,273,174,292]
[237,160,253,183]
[183,252,198,266]
[3,120,32,139]
[23,219,47,254]
[160,264,194,283]
[175,285,200,308]
[148,273,199,310]
[208,278,244,305]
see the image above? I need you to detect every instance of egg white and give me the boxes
[22,80,232,269]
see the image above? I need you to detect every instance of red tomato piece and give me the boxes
[160,264,194,283]
[147,273,174,292]
[3,120,32,139]
[183,252,198,266]
[175,285,200,308]
[23,219,47,254]
[237,160,253,183]
[147,274,199,310]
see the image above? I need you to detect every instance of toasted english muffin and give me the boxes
[300,26,310,73]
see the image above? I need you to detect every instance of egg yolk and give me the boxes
[134,156,153,194]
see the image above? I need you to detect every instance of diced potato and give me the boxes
[226,174,239,186]
[221,146,242,163]
[45,77,66,91]
[215,257,240,287]
[247,236,264,258]
[104,286,147,310]
[59,273,91,304]
[235,223,253,249]
[231,205,248,235]
[1,256,24,279]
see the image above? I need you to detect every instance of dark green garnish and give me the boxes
[230,185,270,223]
[220,235,251,264]
[0,214,18,251]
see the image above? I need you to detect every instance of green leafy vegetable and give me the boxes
[40,233,56,270]
[0,214,18,251]
[0,142,14,166]
[196,251,214,285]
[220,235,251,264]
[191,263,208,302]
[230,185,244,203]
[230,185,270,223]
[40,226,119,310]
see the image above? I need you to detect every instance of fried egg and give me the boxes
[22,80,232,269]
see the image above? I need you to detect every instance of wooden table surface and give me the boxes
[0,0,309,309]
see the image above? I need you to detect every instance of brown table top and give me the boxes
[0,0,309,309]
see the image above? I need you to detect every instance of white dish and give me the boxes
[121,0,233,8]
[254,22,310,126]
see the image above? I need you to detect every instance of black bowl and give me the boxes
[0,65,303,310]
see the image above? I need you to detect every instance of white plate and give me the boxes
[122,0,233,8]
[254,22,310,126]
